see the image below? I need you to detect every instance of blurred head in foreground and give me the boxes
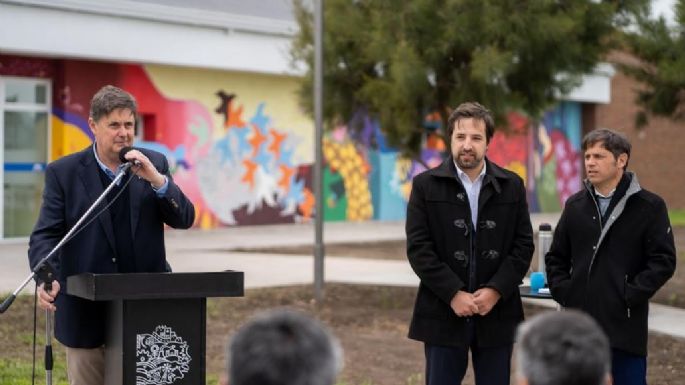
[223,309,342,385]
[516,310,611,385]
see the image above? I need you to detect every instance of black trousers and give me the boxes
[424,321,512,385]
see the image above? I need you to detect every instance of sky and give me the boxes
[652,0,677,24]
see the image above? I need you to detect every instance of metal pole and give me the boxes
[45,287,54,385]
[313,0,325,302]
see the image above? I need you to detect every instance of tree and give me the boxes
[620,0,685,128]
[291,0,643,159]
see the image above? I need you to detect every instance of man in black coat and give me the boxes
[546,128,676,385]
[29,85,195,385]
[406,102,534,385]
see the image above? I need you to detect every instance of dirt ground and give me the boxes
[2,284,683,385]
[221,226,685,385]
[233,226,685,308]
[205,284,685,385]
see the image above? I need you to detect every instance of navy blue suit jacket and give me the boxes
[28,146,195,348]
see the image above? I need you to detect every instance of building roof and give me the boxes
[131,0,296,22]
[0,0,301,74]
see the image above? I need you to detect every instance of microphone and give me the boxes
[118,146,141,167]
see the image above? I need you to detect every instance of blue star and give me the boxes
[253,147,273,173]
[234,126,251,158]
[214,135,234,166]
[284,178,305,205]
[250,103,270,134]
[278,146,295,167]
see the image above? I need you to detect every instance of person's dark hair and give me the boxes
[89,85,137,122]
[582,128,631,168]
[516,310,610,385]
[227,309,342,385]
[446,102,495,143]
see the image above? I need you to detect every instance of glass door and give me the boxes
[0,77,50,238]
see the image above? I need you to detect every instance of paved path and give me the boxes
[2,214,684,339]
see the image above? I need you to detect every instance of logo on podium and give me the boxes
[136,325,192,385]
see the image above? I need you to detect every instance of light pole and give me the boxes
[313,0,325,302]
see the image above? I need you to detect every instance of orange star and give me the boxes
[268,129,287,157]
[248,124,267,157]
[299,188,315,218]
[241,159,258,190]
[225,100,245,129]
[278,165,296,190]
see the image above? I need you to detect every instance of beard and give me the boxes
[455,150,484,170]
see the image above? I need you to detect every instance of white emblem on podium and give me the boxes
[136,325,192,385]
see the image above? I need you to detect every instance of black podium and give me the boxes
[67,271,244,385]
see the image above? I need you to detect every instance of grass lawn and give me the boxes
[670,209,685,227]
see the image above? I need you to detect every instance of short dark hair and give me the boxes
[446,102,495,143]
[227,309,342,385]
[582,128,631,168]
[89,85,137,122]
[516,310,610,385]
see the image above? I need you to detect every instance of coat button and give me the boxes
[112,258,117,263]
[592,246,596,250]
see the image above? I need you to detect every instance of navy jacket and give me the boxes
[406,157,534,348]
[28,146,195,348]
[546,172,676,356]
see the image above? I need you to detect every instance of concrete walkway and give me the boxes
[2,214,684,339]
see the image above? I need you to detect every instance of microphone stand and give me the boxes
[44,279,54,385]
[0,162,134,385]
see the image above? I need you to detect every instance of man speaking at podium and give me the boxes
[28,85,195,385]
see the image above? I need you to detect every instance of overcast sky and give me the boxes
[652,0,677,24]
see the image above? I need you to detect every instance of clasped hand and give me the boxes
[450,288,501,317]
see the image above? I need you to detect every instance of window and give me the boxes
[0,77,51,238]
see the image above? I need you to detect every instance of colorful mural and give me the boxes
[322,134,373,221]
[45,61,315,228]
[482,103,581,212]
[1,55,584,232]
[340,103,582,218]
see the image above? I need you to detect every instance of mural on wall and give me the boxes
[344,103,582,217]
[2,55,583,231]
[528,102,582,212]
[49,61,314,228]
[194,91,314,226]
[473,103,582,212]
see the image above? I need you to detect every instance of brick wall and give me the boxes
[594,67,685,210]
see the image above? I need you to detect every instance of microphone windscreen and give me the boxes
[119,146,134,163]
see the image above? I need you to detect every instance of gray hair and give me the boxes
[582,128,631,168]
[227,309,342,385]
[89,85,137,122]
[516,310,610,385]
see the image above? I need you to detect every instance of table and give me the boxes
[519,285,553,299]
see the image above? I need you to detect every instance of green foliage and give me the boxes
[336,380,376,385]
[670,209,685,227]
[206,373,221,385]
[292,0,632,158]
[620,0,685,128]
[406,372,423,385]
